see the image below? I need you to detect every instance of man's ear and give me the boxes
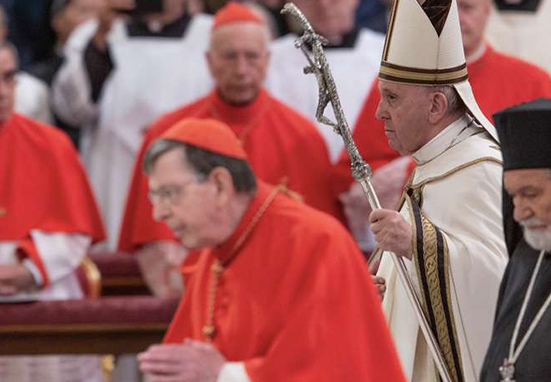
[428,91,449,124]
[208,167,234,206]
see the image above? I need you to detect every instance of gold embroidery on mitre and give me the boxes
[0,207,5,217]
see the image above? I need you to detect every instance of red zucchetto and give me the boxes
[161,118,248,160]
[212,2,263,30]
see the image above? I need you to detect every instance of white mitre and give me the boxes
[379,0,499,142]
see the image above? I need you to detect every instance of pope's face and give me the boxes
[207,22,270,106]
[457,0,491,58]
[376,79,433,155]
[0,47,16,124]
[504,168,551,251]
[148,148,220,250]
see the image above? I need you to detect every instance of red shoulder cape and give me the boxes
[0,113,104,242]
[163,182,406,381]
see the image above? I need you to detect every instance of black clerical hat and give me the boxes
[494,98,551,170]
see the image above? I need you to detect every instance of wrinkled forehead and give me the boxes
[378,78,425,94]
[504,168,551,190]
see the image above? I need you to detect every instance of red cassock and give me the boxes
[0,113,104,284]
[119,89,344,252]
[164,182,406,382]
[333,44,551,194]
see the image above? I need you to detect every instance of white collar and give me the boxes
[413,115,478,165]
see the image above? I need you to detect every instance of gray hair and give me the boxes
[143,139,257,194]
[425,85,467,116]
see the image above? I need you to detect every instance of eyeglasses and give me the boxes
[147,179,199,206]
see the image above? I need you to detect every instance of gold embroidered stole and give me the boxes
[405,185,465,382]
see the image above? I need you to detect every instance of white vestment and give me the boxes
[15,72,53,125]
[0,232,104,382]
[378,116,508,382]
[52,15,213,249]
[265,29,385,162]
[486,1,551,75]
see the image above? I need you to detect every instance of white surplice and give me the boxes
[265,29,385,162]
[0,232,104,382]
[52,15,213,249]
[378,116,508,382]
[15,72,52,125]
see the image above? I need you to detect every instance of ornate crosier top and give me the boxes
[281,3,373,186]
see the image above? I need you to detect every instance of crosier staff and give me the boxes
[281,3,453,382]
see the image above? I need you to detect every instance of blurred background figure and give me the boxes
[52,0,213,250]
[0,0,54,70]
[355,0,390,33]
[0,3,52,125]
[265,0,385,162]
[28,0,105,148]
[486,0,551,76]
[244,0,390,38]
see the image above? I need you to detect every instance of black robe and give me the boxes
[480,239,551,381]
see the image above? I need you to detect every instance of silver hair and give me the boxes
[425,85,467,116]
[143,139,257,193]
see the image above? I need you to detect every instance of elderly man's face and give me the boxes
[0,47,16,124]
[148,148,220,250]
[376,79,433,155]
[207,22,270,106]
[457,0,491,58]
[504,168,551,251]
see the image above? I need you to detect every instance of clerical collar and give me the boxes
[210,182,272,265]
[211,89,269,126]
[127,13,191,38]
[413,115,479,165]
